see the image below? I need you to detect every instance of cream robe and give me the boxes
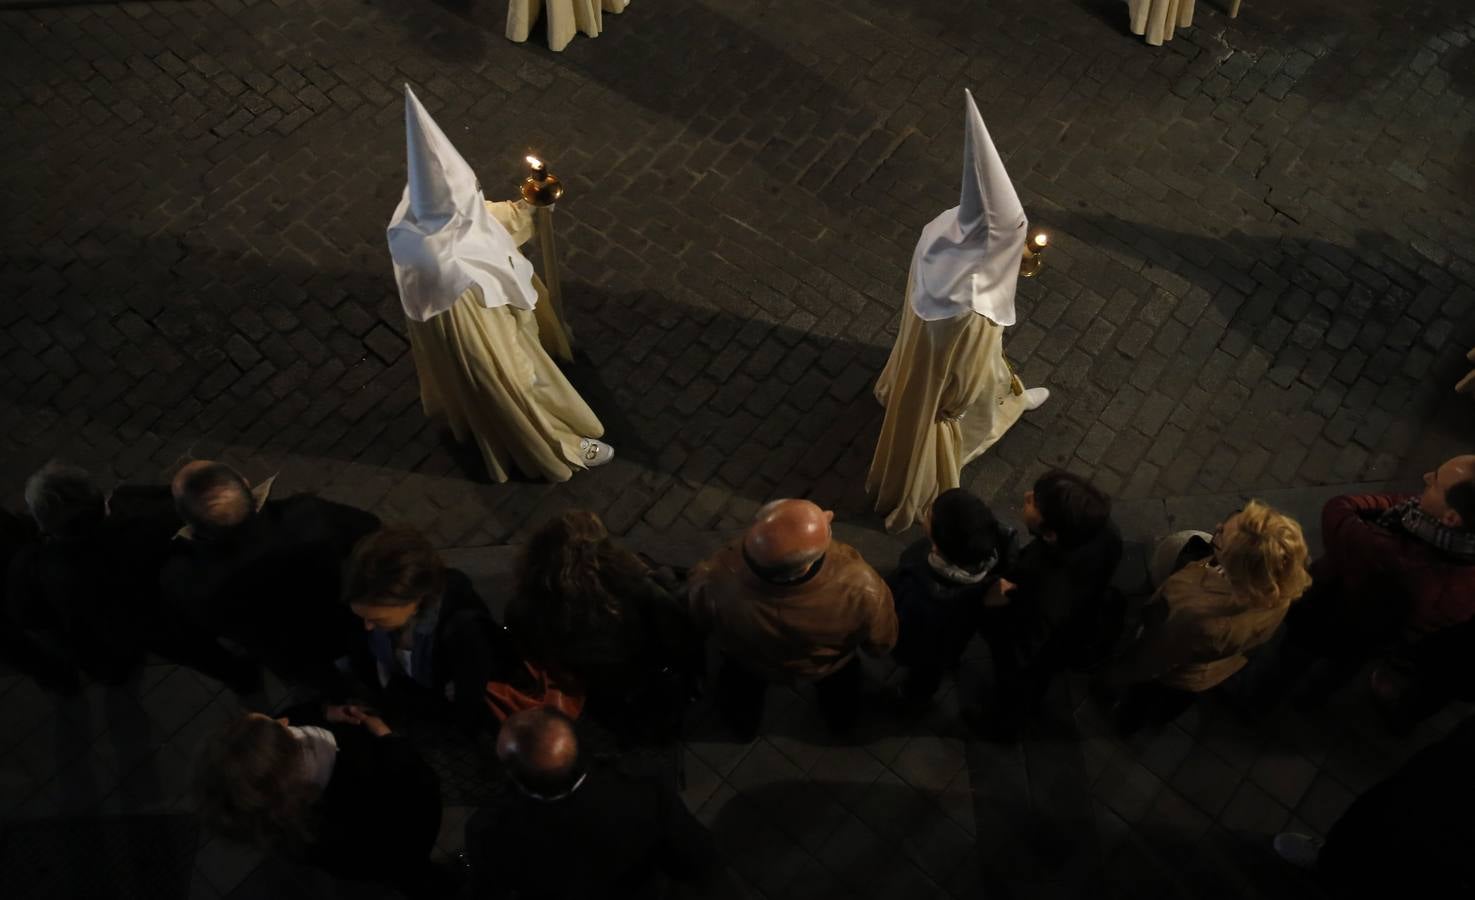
[405,200,600,483]
[867,269,1029,533]
[506,0,629,53]
[484,200,574,364]
[406,288,602,483]
[1129,0,1195,46]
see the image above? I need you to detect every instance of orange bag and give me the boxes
[484,660,585,723]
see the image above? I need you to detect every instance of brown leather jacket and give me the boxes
[687,538,897,680]
[1112,559,1292,692]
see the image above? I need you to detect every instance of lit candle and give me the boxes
[1033,233,1049,250]
[526,155,546,179]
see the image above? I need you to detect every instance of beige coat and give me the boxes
[1111,559,1291,692]
[687,539,897,681]
[867,268,1029,532]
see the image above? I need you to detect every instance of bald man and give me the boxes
[465,709,716,899]
[688,499,897,739]
[171,460,260,542]
[159,459,380,688]
[1285,454,1475,705]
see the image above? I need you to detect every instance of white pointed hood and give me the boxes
[387,85,538,322]
[908,89,1028,324]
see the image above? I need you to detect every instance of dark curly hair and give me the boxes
[511,510,652,661]
[194,715,319,851]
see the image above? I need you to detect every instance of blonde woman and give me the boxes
[1106,500,1312,731]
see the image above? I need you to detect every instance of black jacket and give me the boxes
[5,486,179,683]
[887,537,1014,671]
[464,762,716,900]
[348,568,517,735]
[989,523,1124,673]
[508,571,700,691]
[159,494,379,681]
[279,707,442,891]
[1319,715,1475,896]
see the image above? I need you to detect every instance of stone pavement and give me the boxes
[3,0,1475,897]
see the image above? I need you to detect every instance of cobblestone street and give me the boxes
[2,0,1475,897]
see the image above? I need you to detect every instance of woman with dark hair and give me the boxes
[194,704,441,893]
[508,510,701,743]
[343,526,514,734]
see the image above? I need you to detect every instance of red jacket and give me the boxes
[1316,493,1475,637]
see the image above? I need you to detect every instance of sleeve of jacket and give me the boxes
[683,557,718,636]
[859,567,899,657]
[1106,591,1196,686]
[440,574,502,734]
[1320,493,1413,575]
[634,576,705,678]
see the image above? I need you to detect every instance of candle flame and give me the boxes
[526,155,544,171]
[1033,233,1049,248]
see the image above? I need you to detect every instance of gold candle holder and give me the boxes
[1019,231,1049,278]
[520,155,564,206]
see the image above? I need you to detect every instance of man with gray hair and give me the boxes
[24,461,107,539]
[8,461,185,686]
[687,499,897,739]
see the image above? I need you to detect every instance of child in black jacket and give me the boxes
[888,489,1016,705]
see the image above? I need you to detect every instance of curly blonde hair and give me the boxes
[1217,500,1313,606]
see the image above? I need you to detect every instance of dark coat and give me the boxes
[1318,715,1475,896]
[5,486,179,683]
[464,762,716,900]
[887,536,1013,671]
[1314,492,1475,638]
[989,522,1124,674]
[506,571,701,740]
[159,494,380,681]
[0,508,62,685]
[280,708,442,891]
[349,568,517,735]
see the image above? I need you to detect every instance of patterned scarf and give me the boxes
[1378,498,1475,563]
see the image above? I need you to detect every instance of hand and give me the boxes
[983,579,1016,608]
[358,712,393,737]
[324,704,363,725]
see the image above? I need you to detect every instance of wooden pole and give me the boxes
[1229,0,1242,18]
[534,204,573,348]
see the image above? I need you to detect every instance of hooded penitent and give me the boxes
[908,89,1028,326]
[387,85,538,322]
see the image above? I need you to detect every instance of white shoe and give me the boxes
[578,438,614,468]
[1272,833,1322,869]
[1022,387,1050,411]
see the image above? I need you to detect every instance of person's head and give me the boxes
[1211,500,1312,606]
[518,510,648,630]
[194,713,316,848]
[342,526,446,632]
[496,708,581,799]
[24,461,105,539]
[1022,470,1110,550]
[172,460,255,542]
[925,489,1003,572]
[743,499,834,583]
[1419,455,1475,531]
